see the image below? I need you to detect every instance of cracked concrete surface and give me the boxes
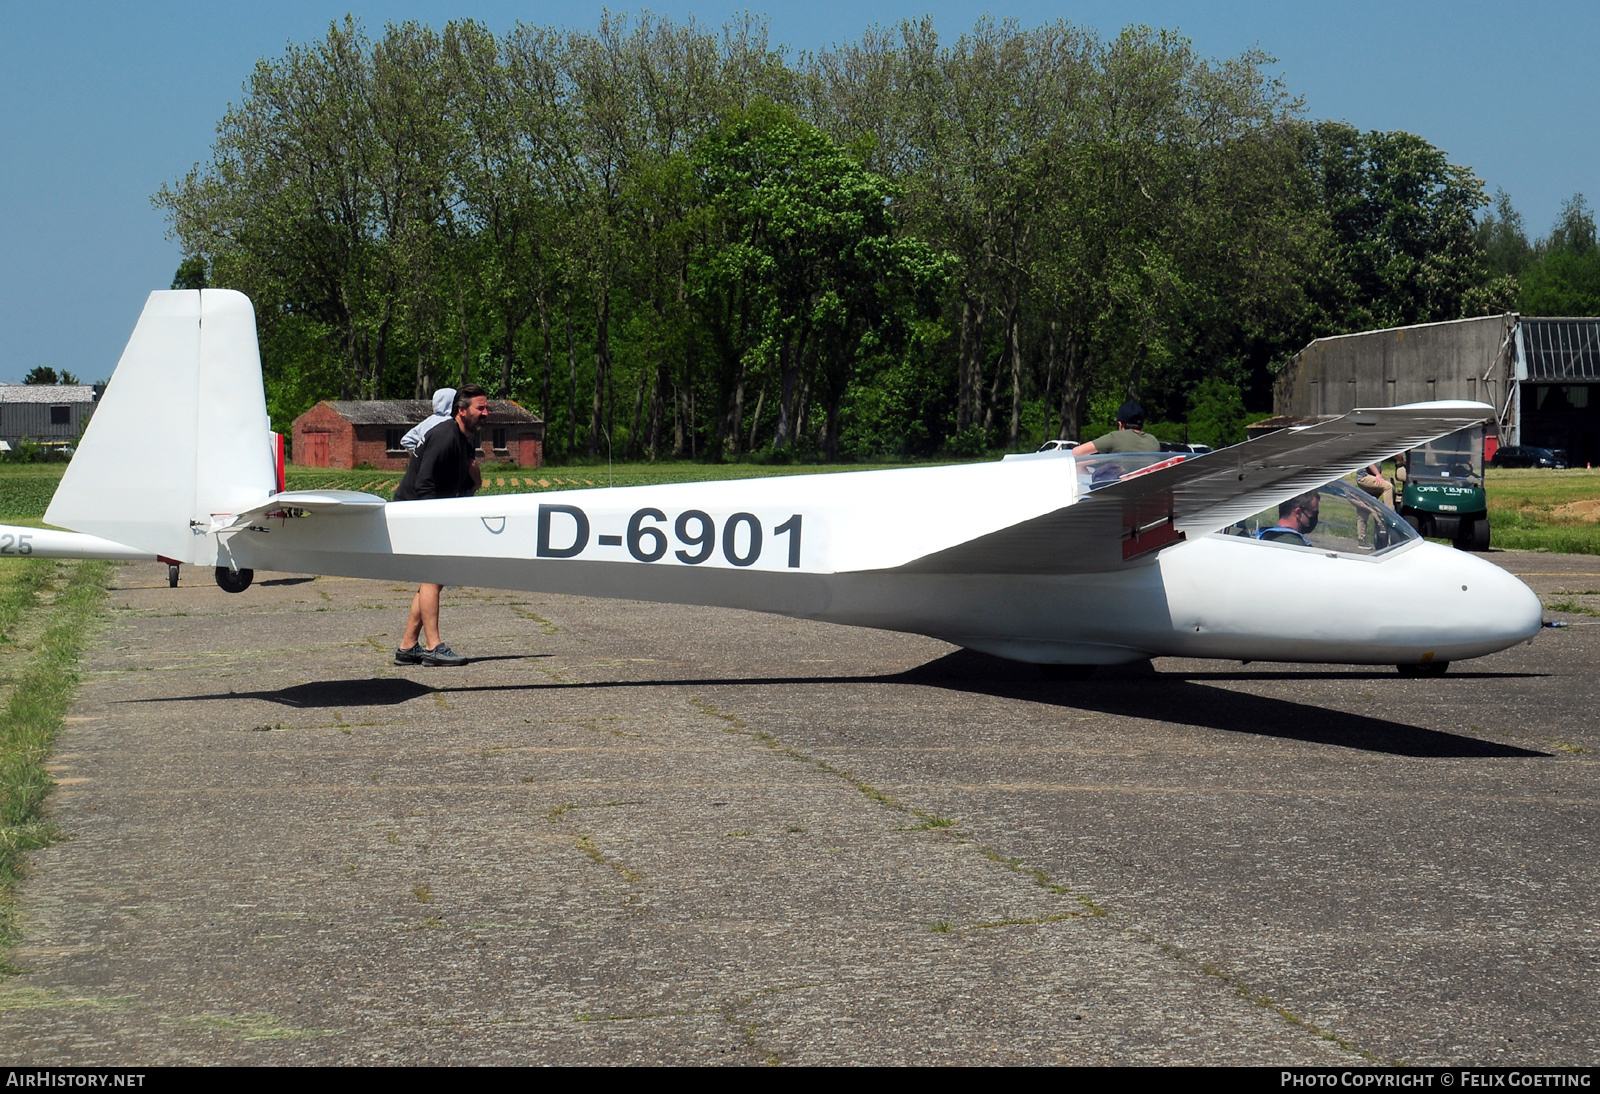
[2,554,1596,1064]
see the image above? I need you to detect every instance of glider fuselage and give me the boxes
[25,289,1545,671]
[219,465,1542,667]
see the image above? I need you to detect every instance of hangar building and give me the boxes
[1269,314,1600,465]
[0,383,99,453]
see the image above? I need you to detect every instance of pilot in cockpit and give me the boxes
[1254,491,1320,546]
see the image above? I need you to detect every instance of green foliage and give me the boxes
[1186,378,1248,448]
[943,427,991,458]
[1303,122,1488,333]
[1519,195,1600,317]
[0,467,66,516]
[1522,248,1600,316]
[171,256,209,290]
[1476,189,1532,280]
[21,367,77,386]
[152,13,1520,463]
[0,559,110,957]
[0,441,43,468]
[690,101,950,459]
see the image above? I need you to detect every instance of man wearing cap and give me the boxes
[1071,400,1161,456]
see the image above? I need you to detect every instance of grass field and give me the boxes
[1484,467,1600,554]
[6,460,1600,553]
[0,557,110,965]
[0,466,71,524]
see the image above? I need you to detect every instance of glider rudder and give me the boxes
[44,289,275,563]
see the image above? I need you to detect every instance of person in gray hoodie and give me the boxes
[401,388,457,453]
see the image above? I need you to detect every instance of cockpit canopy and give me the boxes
[1068,452,1419,557]
[1219,478,1417,556]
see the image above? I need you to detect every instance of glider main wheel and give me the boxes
[1396,661,1449,678]
[167,563,179,588]
[215,566,254,594]
[1038,663,1096,681]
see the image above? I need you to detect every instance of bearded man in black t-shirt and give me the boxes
[393,385,490,667]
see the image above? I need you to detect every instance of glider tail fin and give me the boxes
[44,289,276,564]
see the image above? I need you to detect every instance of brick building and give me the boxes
[291,400,543,470]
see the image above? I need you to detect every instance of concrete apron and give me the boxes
[1,555,1595,1064]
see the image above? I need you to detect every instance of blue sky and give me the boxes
[1,1,1595,382]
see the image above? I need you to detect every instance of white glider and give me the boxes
[10,289,1543,674]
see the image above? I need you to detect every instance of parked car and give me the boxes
[1491,446,1561,469]
[1036,439,1078,452]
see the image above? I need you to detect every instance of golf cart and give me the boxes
[1399,424,1490,551]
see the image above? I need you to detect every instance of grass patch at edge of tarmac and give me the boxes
[1486,467,1600,555]
[0,558,111,971]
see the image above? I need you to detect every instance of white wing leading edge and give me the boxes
[896,402,1494,575]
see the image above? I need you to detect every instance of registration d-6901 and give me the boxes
[535,504,806,569]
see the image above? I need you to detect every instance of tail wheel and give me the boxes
[167,563,179,588]
[215,566,254,594]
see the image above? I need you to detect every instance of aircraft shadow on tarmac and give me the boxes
[146,649,1545,759]
[893,650,1546,758]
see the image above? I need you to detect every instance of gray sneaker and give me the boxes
[394,645,422,666]
[419,643,466,667]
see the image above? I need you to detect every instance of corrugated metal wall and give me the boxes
[0,401,95,443]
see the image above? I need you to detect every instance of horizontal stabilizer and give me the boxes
[240,491,389,519]
[899,402,1494,574]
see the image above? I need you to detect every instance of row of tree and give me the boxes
[157,14,1579,460]
[1477,192,1600,318]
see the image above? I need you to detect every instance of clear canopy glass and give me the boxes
[1216,478,1418,556]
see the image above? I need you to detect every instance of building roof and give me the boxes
[0,384,97,404]
[1519,318,1600,382]
[315,399,540,426]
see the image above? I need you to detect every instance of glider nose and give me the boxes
[1430,544,1544,653]
[1490,559,1546,644]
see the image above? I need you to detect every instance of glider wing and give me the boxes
[896,402,1494,574]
